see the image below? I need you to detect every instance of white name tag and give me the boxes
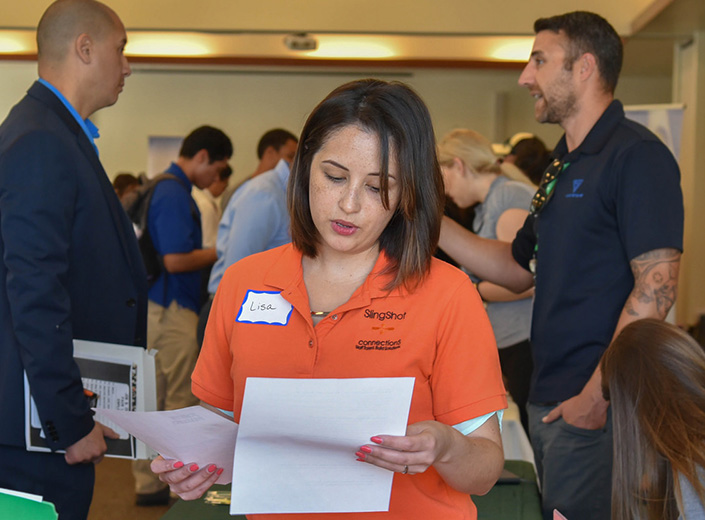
[236,290,293,326]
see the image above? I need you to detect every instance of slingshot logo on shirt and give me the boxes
[565,179,584,198]
[236,290,293,325]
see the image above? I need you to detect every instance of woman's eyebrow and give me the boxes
[321,159,348,171]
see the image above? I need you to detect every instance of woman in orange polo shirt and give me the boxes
[151,79,507,519]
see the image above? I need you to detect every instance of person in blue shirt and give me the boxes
[133,125,232,506]
[196,137,297,346]
[219,128,298,211]
[0,1,147,519]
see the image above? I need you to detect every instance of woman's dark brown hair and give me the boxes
[601,318,705,519]
[287,79,445,291]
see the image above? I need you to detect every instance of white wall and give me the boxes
[673,32,705,324]
[0,61,671,190]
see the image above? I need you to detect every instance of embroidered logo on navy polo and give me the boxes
[565,179,585,198]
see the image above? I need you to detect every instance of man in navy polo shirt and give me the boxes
[439,11,683,520]
[132,126,232,505]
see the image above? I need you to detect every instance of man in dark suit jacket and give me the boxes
[0,1,147,518]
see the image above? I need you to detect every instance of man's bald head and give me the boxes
[37,0,119,64]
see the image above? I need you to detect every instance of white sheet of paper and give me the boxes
[230,377,414,515]
[0,487,43,502]
[94,406,238,484]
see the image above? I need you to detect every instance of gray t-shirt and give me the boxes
[471,176,534,348]
[678,467,705,520]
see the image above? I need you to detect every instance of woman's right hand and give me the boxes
[150,455,223,500]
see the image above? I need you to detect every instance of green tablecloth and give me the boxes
[475,460,542,520]
[161,460,541,520]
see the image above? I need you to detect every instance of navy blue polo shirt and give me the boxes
[512,100,683,403]
[147,162,203,313]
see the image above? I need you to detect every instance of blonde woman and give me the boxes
[437,129,534,435]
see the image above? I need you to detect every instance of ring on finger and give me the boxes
[402,464,409,474]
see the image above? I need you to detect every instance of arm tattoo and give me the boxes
[625,248,681,319]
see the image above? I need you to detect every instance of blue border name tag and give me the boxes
[236,290,293,326]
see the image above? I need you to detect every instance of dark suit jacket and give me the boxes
[0,82,148,451]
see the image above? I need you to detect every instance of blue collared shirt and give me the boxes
[147,162,203,313]
[38,78,100,156]
[208,159,292,294]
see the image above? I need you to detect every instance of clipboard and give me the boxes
[24,340,157,459]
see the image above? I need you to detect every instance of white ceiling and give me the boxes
[2,0,704,75]
[0,0,662,35]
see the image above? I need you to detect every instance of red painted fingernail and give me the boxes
[360,445,372,454]
[355,451,366,459]
[173,461,184,469]
[217,468,224,476]
[371,436,383,444]
[356,458,365,462]
[189,464,199,472]
[207,464,217,473]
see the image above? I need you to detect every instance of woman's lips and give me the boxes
[331,220,357,236]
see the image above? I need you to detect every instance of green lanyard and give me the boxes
[529,159,570,275]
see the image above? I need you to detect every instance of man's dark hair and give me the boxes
[256,129,298,159]
[112,172,139,197]
[534,11,623,94]
[179,126,233,162]
[510,137,552,186]
[218,164,233,182]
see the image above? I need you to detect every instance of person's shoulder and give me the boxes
[151,174,191,199]
[610,115,678,171]
[609,103,670,150]
[1,96,67,147]
[248,167,287,192]
[220,243,295,285]
[230,171,286,208]
[239,243,291,267]
[0,122,77,178]
[497,178,535,198]
[425,257,473,289]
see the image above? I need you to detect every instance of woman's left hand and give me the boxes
[355,421,452,475]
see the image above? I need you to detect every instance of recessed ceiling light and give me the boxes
[489,39,532,61]
[306,39,395,59]
[0,35,29,53]
[126,33,212,57]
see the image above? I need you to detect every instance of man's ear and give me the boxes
[262,145,277,161]
[75,33,93,64]
[194,148,211,164]
[578,53,597,82]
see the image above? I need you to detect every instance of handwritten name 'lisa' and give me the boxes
[250,301,277,312]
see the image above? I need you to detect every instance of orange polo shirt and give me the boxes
[193,243,506,520]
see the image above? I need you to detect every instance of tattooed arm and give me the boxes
[542,248,681,429]
[618,247,681,326]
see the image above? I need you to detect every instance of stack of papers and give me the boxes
[99,377,414,514]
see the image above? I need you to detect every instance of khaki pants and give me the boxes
[133,300,200,494]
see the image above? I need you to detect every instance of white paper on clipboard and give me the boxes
[24,339,156,459]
